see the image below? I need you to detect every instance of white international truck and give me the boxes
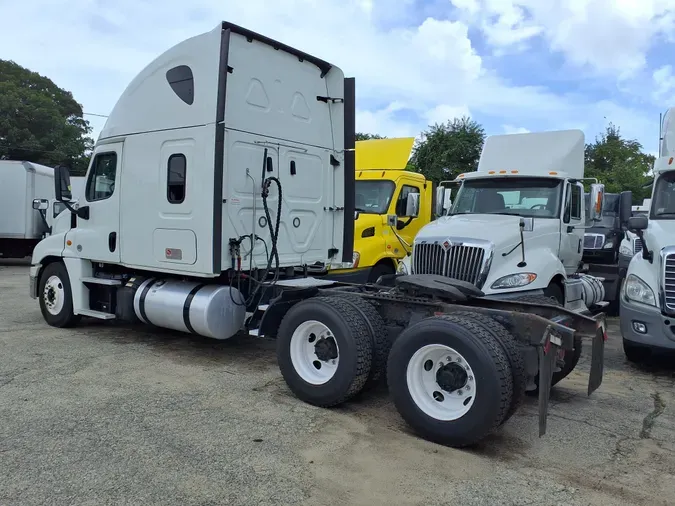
[0,160,85,258]
[29,21,607,448]
[621,108,675,361]
[397,129,626,389]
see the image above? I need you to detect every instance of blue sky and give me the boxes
[1,0,674,156]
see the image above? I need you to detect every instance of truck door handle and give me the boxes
[290,160,296,175]
[108,232,117,253]
[567,226,574,233]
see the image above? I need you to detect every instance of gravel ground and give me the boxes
[2,260,675,505]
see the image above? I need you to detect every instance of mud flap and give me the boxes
[588,321,607,396]
[538,326,561,438]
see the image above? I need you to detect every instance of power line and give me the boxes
[83,112,108,118]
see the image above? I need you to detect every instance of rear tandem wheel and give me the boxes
[386,314,513,447]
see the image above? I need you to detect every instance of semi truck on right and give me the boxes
[621,107,675,362]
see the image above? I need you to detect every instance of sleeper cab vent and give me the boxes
[166,65,194,105]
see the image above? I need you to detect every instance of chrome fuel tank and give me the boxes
[133,278,246,339]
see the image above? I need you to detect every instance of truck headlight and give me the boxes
[490,272,537,289]
[397,257,409,275]
[619,243,633,257]
[623,274,656,307]
[603,238,614,249]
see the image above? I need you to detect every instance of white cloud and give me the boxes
[653,65,675,102]
[502,125,530,134]
[453,0,675,77]
[425,105,472,126]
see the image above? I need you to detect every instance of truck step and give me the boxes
[81,276,122,286]
[77,309,116,320]
[258,304,269,311]
[249,328,260,337]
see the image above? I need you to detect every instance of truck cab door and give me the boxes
[560,181,584,274]
[392,182,423,251]
[66,144,122,263]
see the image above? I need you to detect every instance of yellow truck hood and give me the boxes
[355,137,415,170]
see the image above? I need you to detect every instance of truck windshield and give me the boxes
[355,180,395,214]
[450,177,563,218]
[651,171,675,219]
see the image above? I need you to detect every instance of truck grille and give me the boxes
[584,233,604,250]
[412,242,487,287]
[664,253,675,312]
[633,238,643,255]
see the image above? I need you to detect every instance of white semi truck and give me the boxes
[397,129,626,390]
[0,160,84,258]
[29,21,607,448]
[621,108,675,361]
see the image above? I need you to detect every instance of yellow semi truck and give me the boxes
[327,137,434,283]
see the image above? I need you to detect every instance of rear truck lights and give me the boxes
[623,274,656,307]
[632,321,647,334]
[490,272,537,289]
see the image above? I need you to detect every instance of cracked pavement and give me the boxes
[2,260,675,505]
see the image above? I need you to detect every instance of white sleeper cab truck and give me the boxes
[30,22,607,449]
[397,129,622,391]
[621,108,675,361]
[0,160,69,258]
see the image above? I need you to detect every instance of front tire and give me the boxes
[387,314,513,447]
[38,262,80,328]
[277,296,373,407]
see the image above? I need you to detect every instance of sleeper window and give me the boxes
[167,154,186,204]
[85,153,117,202]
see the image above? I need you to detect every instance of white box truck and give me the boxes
[0,161,85,258]
[1,161,56,258]
[29,21,607,448]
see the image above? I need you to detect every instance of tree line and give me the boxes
[358,118,655,204]
[0,58,657,201]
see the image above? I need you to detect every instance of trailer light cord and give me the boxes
[390,224,411,255]
[229,174,283,307]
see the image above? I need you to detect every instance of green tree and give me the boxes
[584,123,654,203]
[355,132,386,141]
[409,116,485,183]
[0,59,94,175]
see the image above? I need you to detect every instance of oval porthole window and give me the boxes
[166,65,194,105]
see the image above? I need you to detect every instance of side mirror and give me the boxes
[628,215,648,231]
[619,191,633,225]
[589,183,605,221]
[435,187,445,217]
[32,198,49,210]
[54,165,72,202]
[405,192,420,218]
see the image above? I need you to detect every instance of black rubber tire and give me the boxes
[543,283,564,304]
[331,294,390,389]
[623,339,649,363]
[367,262,396,284]
[38,261,81,328]
[450,311,526,426]
[387,314,513,447]
[512,294,581,393]
[276,296,373,407]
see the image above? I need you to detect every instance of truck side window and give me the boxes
[85,153,117,202]
[396,185,420,216]
[570,184,581,220]
[167,154,187,204]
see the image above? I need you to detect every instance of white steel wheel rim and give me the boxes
[43,275,65,316]
[289,320,340,385]
[406,344,477,421]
